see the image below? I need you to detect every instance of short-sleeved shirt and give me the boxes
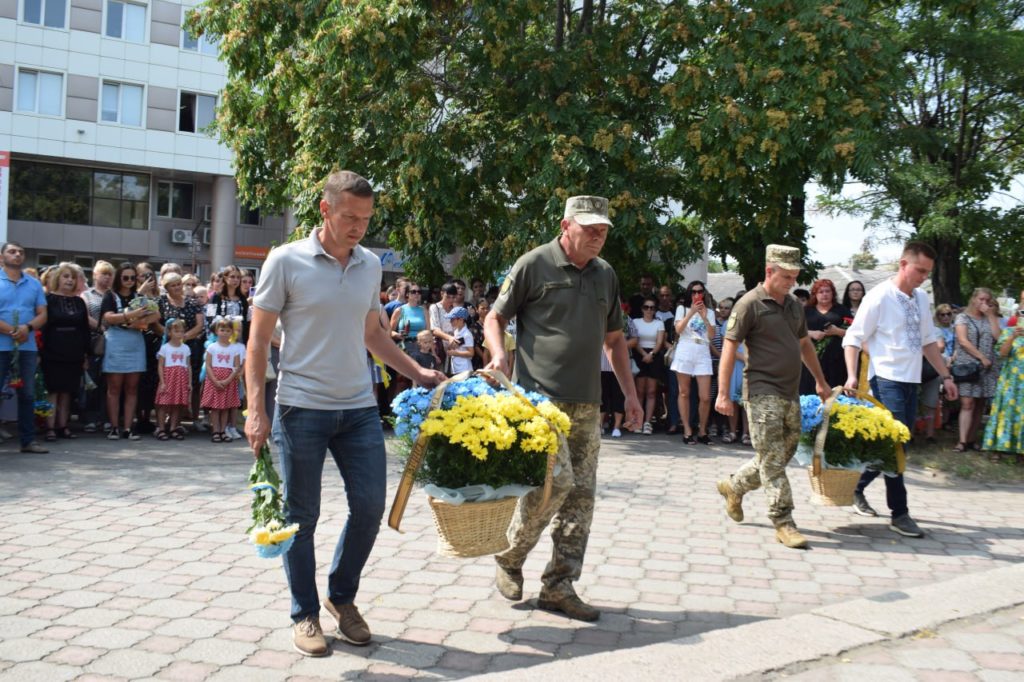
[157,343,191,368]
[0,270,46,351]
[492,237,621,403]
[450,325,474,374]
[253,228,381,410]
[207,342,243,369]
[726,283,807,400]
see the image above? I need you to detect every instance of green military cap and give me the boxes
[564,195,613,227]
[765,244,802,270]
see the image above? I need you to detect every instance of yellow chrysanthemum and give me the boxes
[251,528,271,545]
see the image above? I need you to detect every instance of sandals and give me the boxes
[682,434,696,445]
[59,428,76,439]
[721,432,737,444]
[697,434,712,445]
[211,432,223,443]
[741,434,751,446]
[170,428,185,440]
[44,429,57,442]
[952,442,967,452]
[155,429,170,441]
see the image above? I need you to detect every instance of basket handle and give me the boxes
[387,369,558,533]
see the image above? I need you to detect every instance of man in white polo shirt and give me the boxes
[842,240,958,538]
[245,170,444,657]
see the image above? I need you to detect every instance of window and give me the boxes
[36,253,59,268]
[182,28,218,56]
[22,0,67,28]
[16,69,63,116]
[9,160,149,229]
[101,81,144,126]
[238,204,260,226]
[156,181,194,220]
[178,91,216,133]
[105,0,145,42]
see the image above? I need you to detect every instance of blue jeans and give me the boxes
[0,350,38,446]
[855,377,915,518]
[272,404,386,622]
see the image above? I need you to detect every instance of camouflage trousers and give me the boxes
[730,394,801,527]
[496,402,600,597]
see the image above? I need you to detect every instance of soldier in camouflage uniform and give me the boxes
[714,245,831,549]
[484,195,642,621]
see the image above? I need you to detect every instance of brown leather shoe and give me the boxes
[717,479,744,523]
[536,591,600,622]
[495,563,524,601]
[322,599,371,646]
[775,523,809,549]
[292,615,329,657]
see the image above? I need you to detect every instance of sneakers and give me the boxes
[716,479,744,522]
[641,421,653,435]
[495,563,524,601]
[225,425,242,440]
[20,442,48,454]
[127,430,141,441]
[611,428,622,438]
[537,590,600,622]
[107,428,121,441]
[775,523,809,549]
[83,422,97,433]
[852,491,878,517]
[292,615,329,657]
[322,600,371,646]
[889,514,925,538]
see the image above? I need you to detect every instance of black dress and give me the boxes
[41,294,90,393]
[799,304,853,395]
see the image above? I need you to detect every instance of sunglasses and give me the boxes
[121,275,136,281]
[642,305,656,310]
[408,289,421,294]
[691,290,705,294]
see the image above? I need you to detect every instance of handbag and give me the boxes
[90,331,106,356]
[950,352,981,384]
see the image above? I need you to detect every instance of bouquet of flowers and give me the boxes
[6,311,24,390]
[127,295,160,315]
[391,376,570,499]
[813,316,855,355]
[247,444,299,558]
[797,393,910,473]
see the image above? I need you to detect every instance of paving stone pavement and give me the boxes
[759,603,1024,681]
[1,430,1022,680]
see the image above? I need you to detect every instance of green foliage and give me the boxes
[418,437,548,490]
[247,445,285,533]
[188,1,896,284]
[850,250,878,270]
[821,0,1024,303]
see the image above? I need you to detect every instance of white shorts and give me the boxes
[670,342,713,376]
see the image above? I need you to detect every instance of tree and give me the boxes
[187,1,896,286]
[820,0,1024,303]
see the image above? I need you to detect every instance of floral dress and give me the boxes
[982,329,1024,454]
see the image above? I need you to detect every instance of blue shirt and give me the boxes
[0,270,46,351]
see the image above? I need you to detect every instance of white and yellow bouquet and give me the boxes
[391,376,570,500]
[247,444,299,558]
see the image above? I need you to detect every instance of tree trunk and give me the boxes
[928,235,963,305]
[555,0,565,50]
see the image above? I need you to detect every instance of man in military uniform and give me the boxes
[714,245,831,549]
[483,195,643,621]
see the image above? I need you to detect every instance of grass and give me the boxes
[907,428,1024,484]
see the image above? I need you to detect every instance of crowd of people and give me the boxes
[587,269,1024,466]
[0,241,262,450]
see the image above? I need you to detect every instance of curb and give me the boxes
[480,563,1024,681]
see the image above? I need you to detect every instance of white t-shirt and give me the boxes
[450,326,474,374]
[207,342,244,370]
[157,343,191,368]
[631,318,663,349]
[674,305,717,347]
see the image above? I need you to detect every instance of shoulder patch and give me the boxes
[727,313,737,331]
[500,278,512,295]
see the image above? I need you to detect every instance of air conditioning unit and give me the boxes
[202,205,213,222]
[170,229,191,245]
[201,227,212,245]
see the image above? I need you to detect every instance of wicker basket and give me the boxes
[806,466,861,506]
[427,495,519,558]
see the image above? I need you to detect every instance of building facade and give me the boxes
[0,0,289,279]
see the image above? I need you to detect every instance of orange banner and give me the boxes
[234,245,269,260]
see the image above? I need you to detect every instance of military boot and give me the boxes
[716,479,744,522]
[775,523,809,549]
[495,563,524,601]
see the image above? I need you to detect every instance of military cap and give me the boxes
[765,244,802,270]
[564,195,613,227]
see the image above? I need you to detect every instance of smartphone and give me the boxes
[693,292,704,305]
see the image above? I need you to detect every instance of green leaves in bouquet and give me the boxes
[247,444,286,533]
[420,436,547,491]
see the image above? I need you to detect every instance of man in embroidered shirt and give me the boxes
[842,240,958,538]
[244,171,445,657]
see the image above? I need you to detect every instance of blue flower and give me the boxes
[799,394,824,433]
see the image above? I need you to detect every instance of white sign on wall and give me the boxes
[0,151,9,244]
